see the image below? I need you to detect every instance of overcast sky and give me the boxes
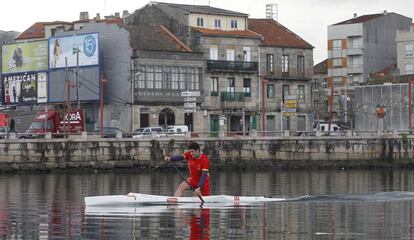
[1,0,413,64]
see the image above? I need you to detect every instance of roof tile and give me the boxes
[248,19,313,49]
[193,27,261,38]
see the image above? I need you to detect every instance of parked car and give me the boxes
[166,125,189,136]
[0,126,11,139]
[94,127,131,138]
[314,123,343,136]
[132,127,165,138]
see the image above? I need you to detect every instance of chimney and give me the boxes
[95,13,101,20]
[114,12,120,18]
[383,10,388,15]
[353,13,357,19]
[79,11,89,20]
[122,10,129,18]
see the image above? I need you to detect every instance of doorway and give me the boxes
[158,108,175,129]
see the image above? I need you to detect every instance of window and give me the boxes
[146,65,154,89]
[210,46,218,60]
[405,64,414,74]
[333,58,342,68]
[195,68,201,90]
[282,55,289,75]
[227,78,235,93]
[197,18,204,27]
[298,85,305,100]
[243,78,251,97]
[297,55,305,77]
[243,47,251,62]
[171,67,179,89]
[267,84,274,98]
[214,19,221,28]
[282,84,290,101]
[211,77,218,96]
[154,66,162,89]
[405,43,413,57]
[332,39,342,50]
[266,54,274,74]
[137,65,145,88]
[179,67,186,90]
[333,77,342,87]
[231,20,238,29]
[226,49,235,61]
[164,66,171,89]
[188,68,196,90]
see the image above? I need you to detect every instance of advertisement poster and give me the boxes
[3,73,38,104]
[49,33,99,69]
[1,41,48,74]
[37,73,47,103]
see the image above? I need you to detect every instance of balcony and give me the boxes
[207,60,258,73]
[347,47,363,56]
[346,64,363,74]
[221,92,246,109]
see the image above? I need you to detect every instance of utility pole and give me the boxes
[74,47,80,109]
[409,79,414,130]
[328,83,334,133]
[65,57,70,136]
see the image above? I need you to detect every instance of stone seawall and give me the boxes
[0,135,413,172]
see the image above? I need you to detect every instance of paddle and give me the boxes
[169,160,205,203]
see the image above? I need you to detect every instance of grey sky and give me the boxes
[1,0,413,64]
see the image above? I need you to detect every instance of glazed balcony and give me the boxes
[207,60,258,73]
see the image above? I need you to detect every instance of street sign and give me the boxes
[181,91,200,97]
[184,97,197,102]
[184,108,196,113]
[184,102,196,108]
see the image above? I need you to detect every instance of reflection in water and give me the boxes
[1,169,414,239]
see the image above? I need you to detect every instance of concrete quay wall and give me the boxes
[0,135,413,172]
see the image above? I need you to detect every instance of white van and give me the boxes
[315,123,343,136]
[133,127,165,138]
[166,125,189,136]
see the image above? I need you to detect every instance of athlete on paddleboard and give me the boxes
[164,141,211,197]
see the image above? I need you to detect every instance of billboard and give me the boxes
[2,72,47,104]
[49,33,99,69]
[48,66,100,102]
[2,41,48,74]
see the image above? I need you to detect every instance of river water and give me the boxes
[1,168,414,239]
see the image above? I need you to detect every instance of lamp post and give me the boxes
[409,79,414,130]
[73,47,81,109]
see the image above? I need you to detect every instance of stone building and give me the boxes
[123,24,204,132]
[126,2,262,134]
[248,19,314,132]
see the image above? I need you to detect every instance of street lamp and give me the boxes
[72,47,81,109]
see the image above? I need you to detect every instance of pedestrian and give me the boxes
[9,118,15,132]
[164,141,211,197]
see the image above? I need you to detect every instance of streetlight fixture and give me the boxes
[72,47,81,109]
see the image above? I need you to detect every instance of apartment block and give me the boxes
[397,23,414,75]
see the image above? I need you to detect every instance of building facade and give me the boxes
[126,2,262,135]
[327,11,412,127]
[397,23,414,76]
[249,19,314,133]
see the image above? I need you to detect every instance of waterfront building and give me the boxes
[249,19,314,133]
[396,23,414,76]
[327,11,412,128]
[126,2,262,134]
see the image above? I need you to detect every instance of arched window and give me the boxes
[159,108,175,128]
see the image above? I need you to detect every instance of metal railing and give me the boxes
[221,92,245,102]
[207,60,258,73]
